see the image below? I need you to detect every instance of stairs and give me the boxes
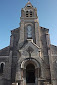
[43,82,52,85]
[26,83,52,85]
[27,83,35,85]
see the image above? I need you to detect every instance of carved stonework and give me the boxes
[26,46,34,57]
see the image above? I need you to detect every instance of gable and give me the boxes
[20,40,41,53]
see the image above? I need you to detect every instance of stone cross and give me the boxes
[26,46,34,58]
[28,50,31,58]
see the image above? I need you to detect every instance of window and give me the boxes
[30,11,32,17]
[27,4,31,7]
[27,25,32,38]
[26,11,29,17]
[0,63,4,73]
[26,11,33,17]
[26,11,28,13]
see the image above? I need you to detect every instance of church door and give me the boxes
[26,64,35,83]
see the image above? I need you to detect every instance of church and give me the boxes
[0,1,57,85]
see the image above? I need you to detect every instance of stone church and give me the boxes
[0,1,57,85]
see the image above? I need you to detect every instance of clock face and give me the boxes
[27,25,32,38]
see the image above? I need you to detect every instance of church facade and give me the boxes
[0,1,57,85]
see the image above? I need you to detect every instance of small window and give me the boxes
[0,63,4,73]
[30,11,32,17]
[30,11,32,14]
[26,11,29,17]
[26,15,28,17]
[27,4,31,7]
[30,14,32,15]
[26,11,28,13]
[26,14,28,17]
[26,16,28,17]
[26,11,33,17]
[30,14,32,17]
[26,14,28,15]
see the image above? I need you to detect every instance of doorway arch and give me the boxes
[20,58,41,85]
[26,63,35,83]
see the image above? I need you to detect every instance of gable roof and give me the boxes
[19,39,41,52]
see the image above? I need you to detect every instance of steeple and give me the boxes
[19,1,40,47]
[21,1,37,18]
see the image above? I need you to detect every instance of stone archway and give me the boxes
[26,63,35,83]
[20,58,41,85]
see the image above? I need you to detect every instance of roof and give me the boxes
[40,26,49,32]
[51,44,57,48]
[0,46,10,56]
[50,44,57,55]
[11,27,20,35]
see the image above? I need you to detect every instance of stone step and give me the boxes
[27,83,35,85]
[43,82,52,85]
[47,84,52,85]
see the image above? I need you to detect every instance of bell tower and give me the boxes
[0,0,57,85]
[19,1,40,47]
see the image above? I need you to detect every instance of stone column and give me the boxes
[20,80,23,85]
[23,69,26,85]
[21,69,23,79]
[15,69,21,81]
[35,68,38,85]
[38,80,40,85]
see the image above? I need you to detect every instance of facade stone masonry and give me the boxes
[0,1,57,85]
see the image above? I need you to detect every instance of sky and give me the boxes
[0,0,57,49]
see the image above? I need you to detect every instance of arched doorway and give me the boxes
[26,63,35,83]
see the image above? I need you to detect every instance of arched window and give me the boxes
[30,11,32,17]
[0,63,4,73]
[27,25,32,38]
[27,4,31,7]
[26,11,29,17]
[26,10,33,17]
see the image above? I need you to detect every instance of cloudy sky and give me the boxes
[0,0,57,49]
